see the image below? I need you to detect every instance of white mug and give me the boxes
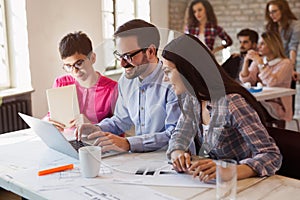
[79,146,101,178]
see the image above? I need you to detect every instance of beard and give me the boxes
[124,55,149,79]
[240,51,247,56]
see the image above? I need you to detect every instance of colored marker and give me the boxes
[38,164,74,176]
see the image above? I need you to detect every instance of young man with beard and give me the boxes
[222,29,258,80]
[75,19,181,153]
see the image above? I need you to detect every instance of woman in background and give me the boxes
[184,0,232,54]
[266,0,300,75]
[266,0,300,114]
[240,31,293,122]
[162,34,281,182]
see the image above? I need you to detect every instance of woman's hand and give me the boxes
[188,158,216,182]
[170,150,192,172]
[292,71,300,81]
[246,50,263,64]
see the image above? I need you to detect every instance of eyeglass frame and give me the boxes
[62,53,91,73]
[113,48,147,63]
[269,9,279,15]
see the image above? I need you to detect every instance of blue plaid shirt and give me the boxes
[167,93,282,176]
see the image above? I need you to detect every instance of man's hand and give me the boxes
[88,131,130,152]
[170,150,191,172]
[75,123,101,141]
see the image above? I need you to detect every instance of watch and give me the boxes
[258,63,268,71]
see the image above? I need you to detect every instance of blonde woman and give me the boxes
[240,31,293,121]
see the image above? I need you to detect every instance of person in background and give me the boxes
[162,34,281,182]
[222,29,258,80]
[265,0,300,114]
[46,31,118,131]
[266,0,300,78]
[240,31,293,122]
[184,0,232,54]
[75,19,181,153]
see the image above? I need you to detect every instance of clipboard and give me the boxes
[46,85,80,128]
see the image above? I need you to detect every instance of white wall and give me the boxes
[150,0,168,29]
[26,0,102,118]
[26,0,168,118]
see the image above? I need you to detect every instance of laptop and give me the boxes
[18,113,123,159]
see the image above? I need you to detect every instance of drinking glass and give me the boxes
[216,159,237,200]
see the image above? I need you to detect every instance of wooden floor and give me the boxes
[0,188,21,200]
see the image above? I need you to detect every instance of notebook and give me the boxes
[46,85,80,128]
[18,113,124,160]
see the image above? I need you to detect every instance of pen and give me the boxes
[38,164,74,176]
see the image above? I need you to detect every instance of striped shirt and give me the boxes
[167,93,282,176]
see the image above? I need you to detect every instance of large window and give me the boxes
[100,0,150,72]
[102,0,150,40]
[0,0,10,89]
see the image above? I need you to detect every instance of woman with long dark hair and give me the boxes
[265,0,300,72]
[162,34,281,182]
[184,0,232,54]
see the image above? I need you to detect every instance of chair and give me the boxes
[221,55,242,80]
[267,126,300,180]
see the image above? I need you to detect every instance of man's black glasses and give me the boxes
[113,48,145,63]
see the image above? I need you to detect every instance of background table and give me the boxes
[252,87,296,101]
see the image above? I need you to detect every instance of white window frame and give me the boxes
[100,0,150,72]
[0,0,10,89]
[101,0,150,40]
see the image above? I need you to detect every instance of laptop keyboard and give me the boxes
[69,140,125,158]
[69,140,88,151]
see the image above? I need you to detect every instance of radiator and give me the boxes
[0,100,30,134]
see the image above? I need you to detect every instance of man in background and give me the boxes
[222,28,258,80]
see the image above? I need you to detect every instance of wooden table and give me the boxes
[0,129,299,200]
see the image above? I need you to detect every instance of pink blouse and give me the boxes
[240,58,293,121]
[52,72,118,124]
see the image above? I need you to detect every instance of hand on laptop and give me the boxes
[88,131,130,152]
[75,123,101,141]
[75,123,130,152]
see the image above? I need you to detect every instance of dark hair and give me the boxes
[59,31,92,59]
[237,28,259,44]
[162,34,266,124]
[185,0,217,29]
[114,19,160,55]
[265,0,298,39]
